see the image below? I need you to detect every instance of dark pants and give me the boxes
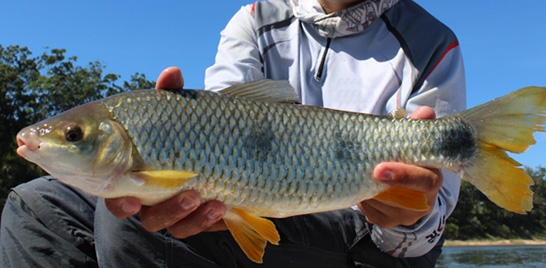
[0,177,442,267]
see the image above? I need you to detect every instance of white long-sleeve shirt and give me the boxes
[205,0,466,257]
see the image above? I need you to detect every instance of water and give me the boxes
[437,245,546,267]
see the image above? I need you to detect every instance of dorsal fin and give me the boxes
[219,79,300,104]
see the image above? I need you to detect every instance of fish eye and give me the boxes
[65,125,83,142]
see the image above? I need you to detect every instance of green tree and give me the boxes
[0,45,155,209]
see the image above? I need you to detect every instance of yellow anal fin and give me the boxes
[223,208,280,263]
[372,186,429,211]
[130,170,197,188]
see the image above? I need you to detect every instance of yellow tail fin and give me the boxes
[459,86,546,214]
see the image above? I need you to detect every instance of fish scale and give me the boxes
[98,89,461,217]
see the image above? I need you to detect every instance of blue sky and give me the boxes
[2,1,545,168]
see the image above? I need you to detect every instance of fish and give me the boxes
[16,80,546,263]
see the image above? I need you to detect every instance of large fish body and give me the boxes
[16,80,546,263]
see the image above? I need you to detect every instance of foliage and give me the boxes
[445,166,546,240]
[0,45,154,209]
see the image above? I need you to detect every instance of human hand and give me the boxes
[358,107,443,229]
[104,67,228,238]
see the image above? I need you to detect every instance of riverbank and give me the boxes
[445,239,546,247]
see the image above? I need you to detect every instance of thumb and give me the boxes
[156,66,184,90]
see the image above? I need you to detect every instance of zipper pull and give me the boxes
[315,38,332,81]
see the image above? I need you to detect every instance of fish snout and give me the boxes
[16,128,42,154]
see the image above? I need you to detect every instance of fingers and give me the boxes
[105,190,227,238]
[156,66,184,90]
[138,190,228,238]
[166,200,227,238]
[363,162,443,228]
[359,199,423,228]
[373,162,442,194]
[104,197,142,219]
[139,190,201,232]
[409,106,436,120]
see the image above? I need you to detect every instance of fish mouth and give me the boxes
[16,132,42,160]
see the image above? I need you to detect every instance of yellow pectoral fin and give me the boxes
[130,170,198,188]
[223,208,280,264]
[372,186,429,211]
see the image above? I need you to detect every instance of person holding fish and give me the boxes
[1,0,475,267]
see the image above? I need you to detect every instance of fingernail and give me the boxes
[207,210,222,222]
[379,170,394,182]
[181,198,197,211]
[121,199,139,213]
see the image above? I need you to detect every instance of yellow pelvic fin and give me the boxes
[372,186,429,211]
[130,170,197,188]
[457,86,546,214]
[223,208,280,264]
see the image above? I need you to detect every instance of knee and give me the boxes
[2,176,97,224]
[13,176,96,205]
[12,176,58,193]
[4,177,59,210]
[2,176,63,221]
[1,179,44,233]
